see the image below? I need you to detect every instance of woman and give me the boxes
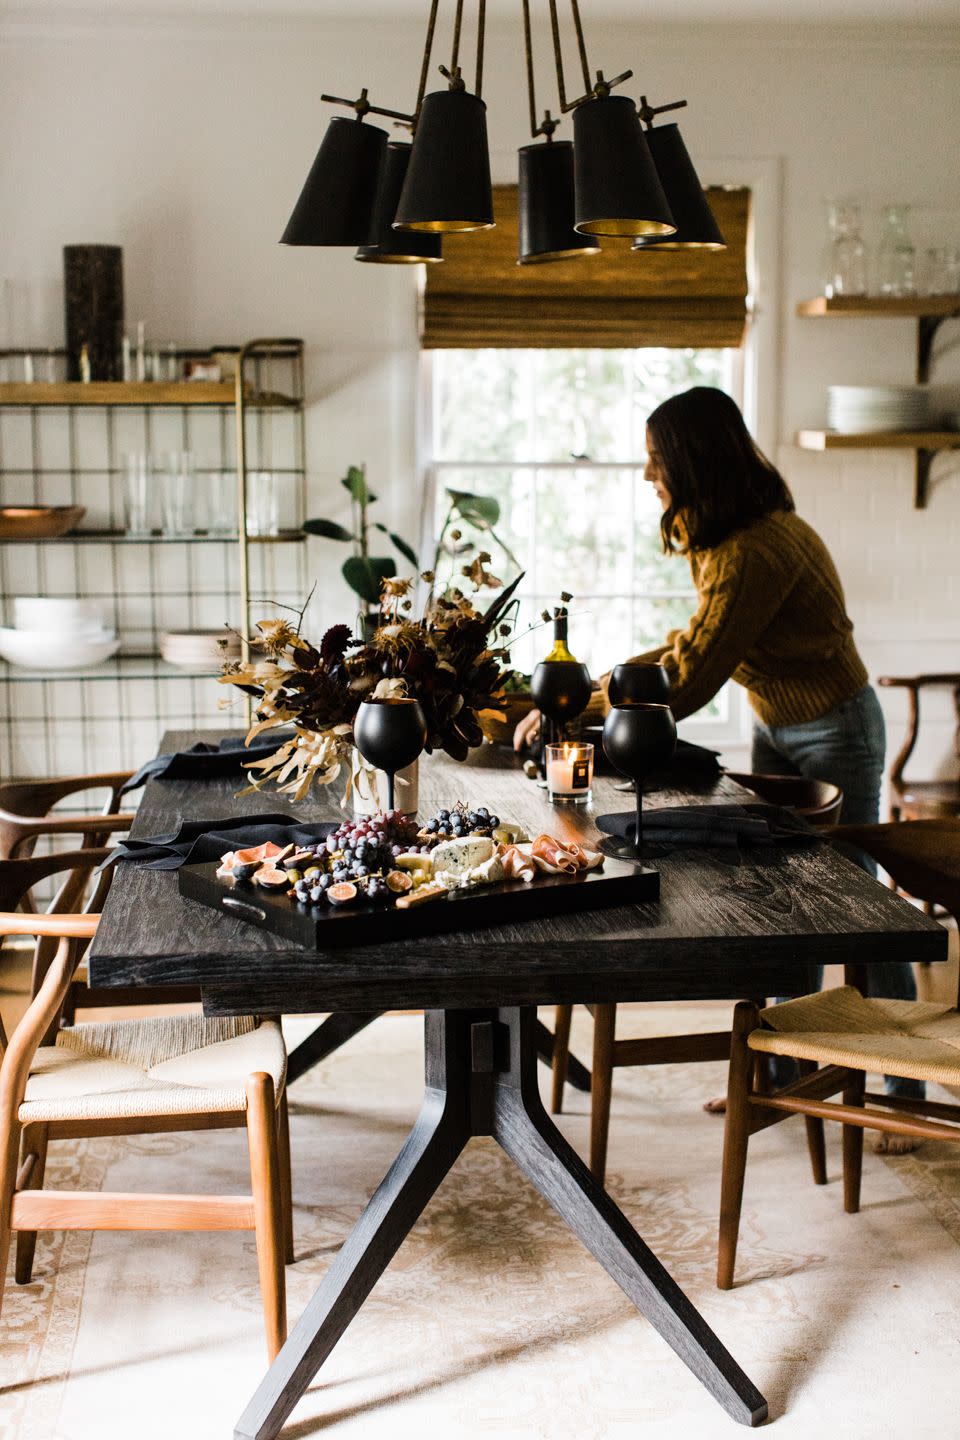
[515,386,920,1145]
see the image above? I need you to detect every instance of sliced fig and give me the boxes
[328,881,359,906]
[254,865,291,889]
[386,870,414,894]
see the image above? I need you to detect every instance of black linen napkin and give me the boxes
[119,731,296,796]
[595,802,818,850]
[581,729,721,786]
[101,814,338,871]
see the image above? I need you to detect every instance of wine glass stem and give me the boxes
[387,772,395,813]
[634,781,644,858]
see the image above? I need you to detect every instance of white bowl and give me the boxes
[12,597,109,633]
[0,628,120,670]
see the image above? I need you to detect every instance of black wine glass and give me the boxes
[607,661,671,706]
[353,698,428,813]
[530,660,593,779]
[601,702,677,860]
[607,662,671,788]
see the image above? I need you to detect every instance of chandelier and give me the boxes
[281,0,724,266]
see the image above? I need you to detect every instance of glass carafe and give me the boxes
[876,205,916,296]
[823,202,867,298]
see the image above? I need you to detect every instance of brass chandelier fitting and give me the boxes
[280,0,724,265]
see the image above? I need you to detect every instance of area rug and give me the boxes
[3,1003,960,1440]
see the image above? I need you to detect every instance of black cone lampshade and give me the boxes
[393,89,494,234]
[573,95,675,238]
[631,123,725,250]
[356,143,443,264]
[281,116,388,246]
[518,142,600,264]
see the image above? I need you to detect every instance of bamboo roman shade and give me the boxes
[421,184,750,349]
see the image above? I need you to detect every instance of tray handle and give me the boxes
[222,896,268,923]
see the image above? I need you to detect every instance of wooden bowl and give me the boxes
[480,691,536,745]
[0,505,86,540]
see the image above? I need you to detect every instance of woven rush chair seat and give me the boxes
[21,1015,286,1123]
[748,986,960,1088]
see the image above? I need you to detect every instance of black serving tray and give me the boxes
[178,854,660,949]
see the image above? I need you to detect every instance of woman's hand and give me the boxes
[513,708,541,752]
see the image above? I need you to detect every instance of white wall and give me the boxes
[2,12,959,777]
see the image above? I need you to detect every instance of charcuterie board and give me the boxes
[178,853,659,949]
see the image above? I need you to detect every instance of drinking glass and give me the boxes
[206,470,238,535]
[163,450,195,537]
[353,698,428,813]
[607,661,671,706]
[530,658,593,781]
[246,471,280,537]
[124,452,153,536]
[876,205,916,297]
[601,702,677,860]
[822,202,867,298]
[922,247,960,296]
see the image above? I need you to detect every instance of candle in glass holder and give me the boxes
[546,741,594,804]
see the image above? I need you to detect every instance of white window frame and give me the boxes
[416,154,781,759]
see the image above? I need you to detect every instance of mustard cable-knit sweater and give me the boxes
[594,509,868,727]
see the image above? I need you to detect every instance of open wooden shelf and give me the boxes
[0,381,298,408]
[796,295,960,318]
[796,429,960,451]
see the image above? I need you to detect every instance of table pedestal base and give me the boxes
[235,1007,767,1439]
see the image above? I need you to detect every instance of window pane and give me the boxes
[433,351,530,463]
[530,351,633,462]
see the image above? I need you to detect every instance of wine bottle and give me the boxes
[543,607,576,663]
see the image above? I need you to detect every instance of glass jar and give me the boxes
[922,246,960,296]
[876,205,916,296]
[823,202,867,298]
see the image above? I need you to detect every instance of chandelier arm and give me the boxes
[413,0,442,126]
[522,0,538,137]
[451,0,465,77]
[569,0,592,95]
[476,0,486,97]
[547,0,569,112]
[320,91,415,124]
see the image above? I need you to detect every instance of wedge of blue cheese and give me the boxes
[430,836,503,891]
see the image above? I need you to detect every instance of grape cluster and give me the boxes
[284,811,419,907]
[421,804,499,841]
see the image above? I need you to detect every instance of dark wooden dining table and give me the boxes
[89,731,946,1439]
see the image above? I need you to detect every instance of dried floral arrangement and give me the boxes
[219,560,523,801]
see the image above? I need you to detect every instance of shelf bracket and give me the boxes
[915,449,934,509]
[916,314,946,384]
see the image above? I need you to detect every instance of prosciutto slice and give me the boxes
[500,844,538,883]
[530,834,579,874]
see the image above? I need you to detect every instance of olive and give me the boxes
[285,868,302,884]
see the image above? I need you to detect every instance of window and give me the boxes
[425,345,747,740]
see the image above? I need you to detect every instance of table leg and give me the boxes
[234,1006,766,1439]
[493,1008,768,1428]
[285,1011,381,1084]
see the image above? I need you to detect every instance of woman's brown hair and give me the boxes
[647,386,794,553]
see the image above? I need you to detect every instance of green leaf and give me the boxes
[446,488,501,529]
[372,522,418,569]
[390,531,419,567]
[342,554,396,605]
[340,465,370,505]
[302,518,354,542]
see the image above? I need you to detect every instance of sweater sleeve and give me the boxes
[657,544,788,721]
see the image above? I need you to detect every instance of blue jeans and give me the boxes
[753,685,922,1098]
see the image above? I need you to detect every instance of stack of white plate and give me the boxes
[161,629,241,670]
[0,597,120,670]
[827,385,930,434]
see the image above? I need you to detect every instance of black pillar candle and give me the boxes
[63,245,124,381]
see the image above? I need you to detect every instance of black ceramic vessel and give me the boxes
[607,661,671,707]
[63,244,124,381]
[353,698,428,812]
[530,659,593,779]
[601,701,677,859]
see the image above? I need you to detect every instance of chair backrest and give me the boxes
[725,771,844,828]
[0,849,112,1016]
[878,674,960,792]
[0,771,133,861]
[829,819,960,1006]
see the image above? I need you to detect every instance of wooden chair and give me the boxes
[717,818,960,1291]
[878,673,960,820]
[724,773,844,826]
[550,774,843,1183]
[0,772,199,1018]
[0,849,292,1358]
